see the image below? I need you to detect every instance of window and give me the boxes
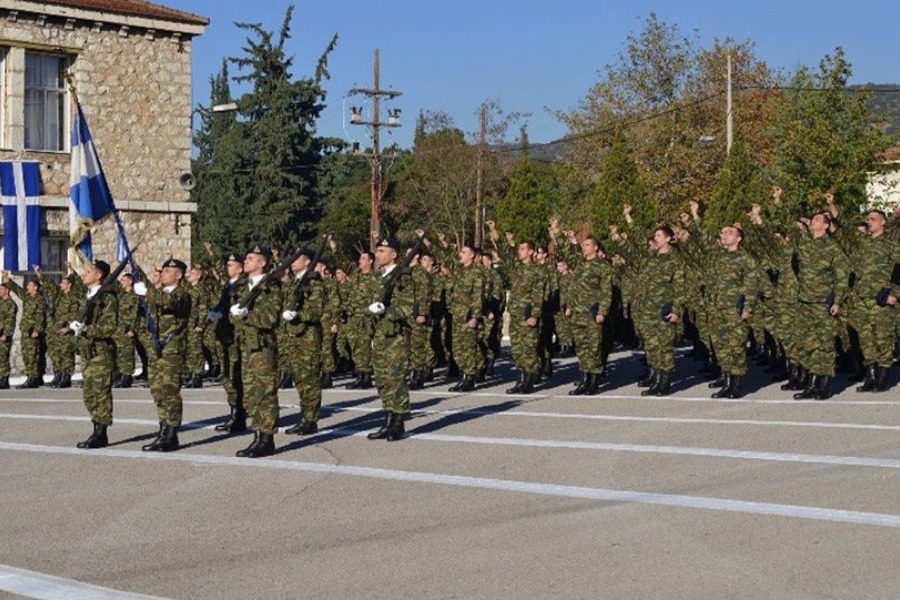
[24,52,68,152]
[0,47,6,147]
[40,235,69,282]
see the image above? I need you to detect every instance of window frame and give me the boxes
[23,50,70,153]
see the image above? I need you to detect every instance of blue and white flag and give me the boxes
[1,161,42,272]
[70,103,114,261]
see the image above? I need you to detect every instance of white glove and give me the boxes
[230,304,248,319]
[207,309,223,322]
[282,310,298,321]
[368,302,386,315]
[69,320,85,334]
[133,281,148,296]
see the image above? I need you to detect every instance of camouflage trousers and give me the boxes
[20,332,43,377]
[409,321,434,371]
[186,328,206,374]
[82,342,114,426]
[335,323,352,361]
[795,301,837,376]
[572,313,604,374]
[149,351,184,427]
[282,326,323,423]
[483,316,502,364]
[240,343,279,435]
[47,331,76,375]
[850,298,896,368]
[769,299,799,359]
[373,330,411,414]
[509,316,541,373]
[557,312,575,349]
[451,316,483,375]
[219,341,242,408]
[0,338,12,377]
[709,306,749,376]
[114,333,135,376]
[639,310,676,371]
[321,326,337,375]
[346,315,375,374]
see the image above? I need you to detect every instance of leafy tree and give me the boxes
[585,128,651,235]
[494,156,557,245]
[705,133,766,228]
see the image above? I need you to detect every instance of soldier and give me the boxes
[488,222,546,395]
[136,259,192,452]
[210,253,246,433]
[554,257,575,358]
[0,283,17,389]
[113,273,140,388]
[36,266,81,389]
[69,260,118,449]
[316,260,341,389]
[344,251,379,389]
[184,263,210,388]
[553,224,613,396]
[791,210,850,400]
[281,249,326,435]
[2,273,47,388]
[479,251,506,375]
[408,248,435,390]
[230,246,282,458]
[446,243,485,392]
[366,238,415,441]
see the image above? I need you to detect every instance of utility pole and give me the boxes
[350,48,402,251]
[726,52,733,155]
[474,105,487,247]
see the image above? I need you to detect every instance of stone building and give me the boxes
[0,0,207,373]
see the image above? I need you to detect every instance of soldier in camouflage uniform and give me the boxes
[345,251,379,389]
[36,267,81,388]
[210,253,246,433]
[3,274,47,388]
[407,250,435,390]
[488,222,546,394]
[281,250,325,435]
[113,273,141,388]
[136,259,192,451]
[230,246,282,458]
[553,258,575,358]
[70,260,118,449]
[479,251,505,374]
[316,260,341,389]
[184,264,210,388]
[366,238,415,441]
[791,212,850,400]
[446,243,485,392]
[0,284,18,389]
[554,225,613,396]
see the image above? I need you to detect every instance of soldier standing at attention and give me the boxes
[3,273,47,388]
[281,249,326,435]
[479,251,505,375]
[113,273,140,389]
[316,260,341,389]
[366,238,416,441]
[230,246,282,458]
[135,259,192,452]
[446,243,485,392]
[345,251,379,389]
[211,253,246,433]
[69,260,118,449]
[36,266,81,389]
[407,248,436,390]
[184,264,210,388]
[0,283,18,389]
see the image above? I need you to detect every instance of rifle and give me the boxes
[287,233,332,312]
[235,246,303,310]
[378,231,428,307]
[75,244,139,324]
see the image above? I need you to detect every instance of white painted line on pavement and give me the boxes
[0,563,167,599]
[1,440,899,530]
[3,413,900,471]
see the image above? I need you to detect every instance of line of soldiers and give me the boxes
[2,192,897,456]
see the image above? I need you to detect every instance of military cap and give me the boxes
[162,258,188,273]
[377,238,400,253]
[247,244,272,262]
[93,260,111,279]
[226,253,244,265]
[191,262,205,271]
[298,248,316,261]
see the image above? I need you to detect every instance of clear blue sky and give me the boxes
[175,0,898,148]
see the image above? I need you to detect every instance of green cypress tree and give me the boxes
[495,156,557,245]
[705,134,765,229]
[586,128,651,235]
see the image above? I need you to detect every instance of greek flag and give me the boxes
[70,103,115,261]
[1,161,42,272]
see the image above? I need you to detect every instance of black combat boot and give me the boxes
[112,372,123,388]
[856,364,877,392]
[708,371,727,389]
[48,373,61,388]
[474,368,486,383]
[781,364,805,391]
[188,373,203,389]
[385,412,406,441]
[118,375,132,389]
[408,370,425,390]
[638,368,656,388]
[640,370,661,396]
[236,431,260,457]
[320,372,333,389]
[569,372,589,396]
[246,433,275,457]
[279,372,293,389]
[726,374,744,399]
[424,367,435,382]
[17,376,40,389]
[793,374,819,400]
[0,376,9,389]
[216,407,236,432]
[447,360,460,378]
[367,412,392,440]
[873,365,891,392]
[144,425,179,452]
[711,373,733,398]
[813,375,832,400]
[346,372,361,389]
[584,372,602,395]
[77,422,108,449]
[286,418,317,435]
[542,358,553,380]
[506,372,524,394]
[486,360,495,377]
[358,372,373,389]
[654,370,673,396]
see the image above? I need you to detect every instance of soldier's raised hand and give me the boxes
[772,186,783,204]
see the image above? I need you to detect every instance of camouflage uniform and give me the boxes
[78,287,118,426]
[562,244,613,376]
[6,279,46,379]
[186,280,211,377]
[706,246,761,378]
[320,275,342,378]
[0,295,18,378]
[481,264,506,367]
[372,266,415,415]
[497,246,546,379]
[146,281,191,427]
[114,286,141,378]
[39,274,81,378]
[345,270,379,376]
[448,263,485,377]
[211,274,244,416]
[281,271,325,424]
[409,264,435,373]
[635,251,685,373]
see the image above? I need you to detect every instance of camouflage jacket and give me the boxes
[372,266,415,338]
[794,234,850,305]
[706,246,762,315]
[448,264,484,322]
[847,231,900,301]
[233,276,282,353]
[346,271,380,319]
[5,279,46,335]
[569,257,613,320]
[281,272,325,334]
[147,282,192,356]
[0,297,17,339]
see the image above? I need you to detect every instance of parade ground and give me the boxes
[1,349,898,599]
